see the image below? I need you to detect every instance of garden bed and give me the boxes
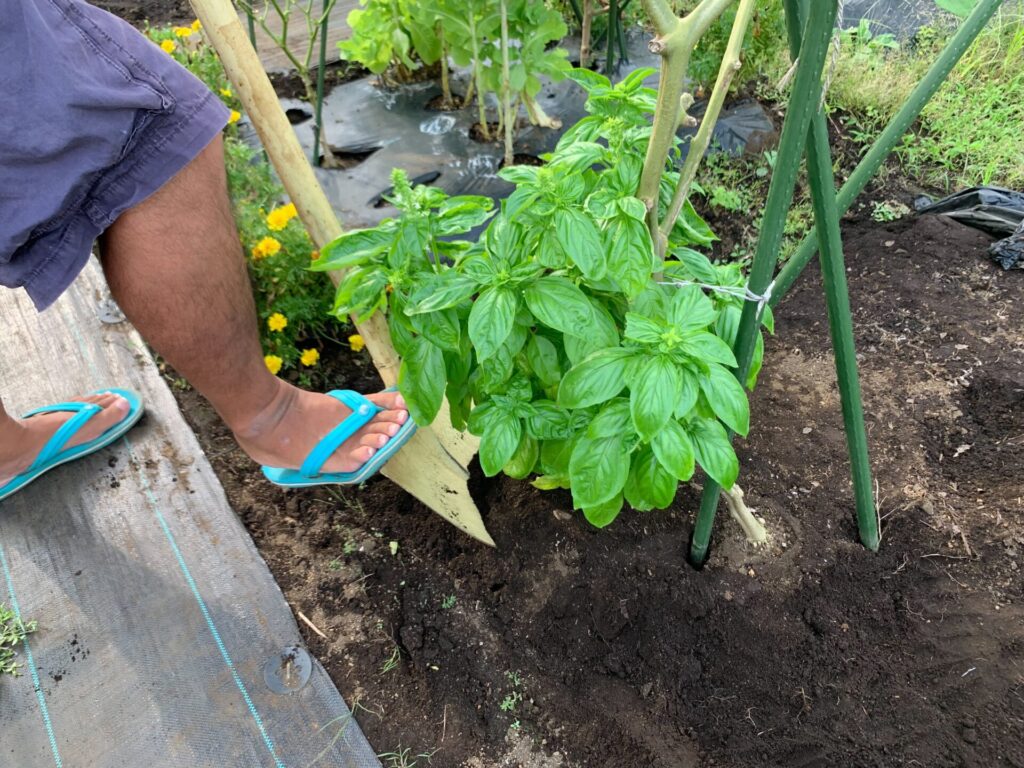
[175,211,1024,767]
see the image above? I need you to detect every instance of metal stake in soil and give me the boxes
[769,0,1004,307]
[785,0,878,551]
[689,0,839,567]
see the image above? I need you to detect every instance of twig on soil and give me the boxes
[722,484,767,545]
[298,609,329,639]
[442,704,448,743]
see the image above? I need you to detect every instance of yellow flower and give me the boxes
[264,355,283,375]
[160,39,177,54]
[348,334,365,352]
[228,109,241,125]
[267,313,288,332]
[251,236,281,259]
[220,86,233,98]
[265,202,298,231]
[310,249,320,262]
[300,348,320,367]
[191,19,202,31]
[173,26,194,37]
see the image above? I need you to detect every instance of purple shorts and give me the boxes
[0,0,230,310]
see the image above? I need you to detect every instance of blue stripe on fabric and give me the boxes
[0,542,64,768]
[123,436,286,768]
[67,322,285,767]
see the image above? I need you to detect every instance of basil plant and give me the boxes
[314,68,772,527]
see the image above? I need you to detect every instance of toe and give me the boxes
[363,421,401,438]
[360,432,389,449]
[374,408,409,426]
[365,390,407,413]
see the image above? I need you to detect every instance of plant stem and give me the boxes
[636,0,734,256]
[722,484,767,545]
[439,25,452,105]
[313,0,329,166]
[661,0,755,239]
[469,14,491,140]
[499,0,514,165]
[581,0,593,68]
[606,0,618,75]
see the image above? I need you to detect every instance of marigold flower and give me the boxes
[348,334,365,352]
[267,313,288,332]
[220,86,233,98]
[310,250,320,261]
[300,348,320,367]
[160,39,177,54]
[264,355,283,375]
[173,26,193,37]
[228,109,241,125]
[266,202,298,231]
[191,19,202,31]
[251,236,281,259]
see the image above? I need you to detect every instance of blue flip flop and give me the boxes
[261,389,417,488]
[0,388,145,503]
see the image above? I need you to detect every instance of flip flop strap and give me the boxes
[299,390,382,478]
[24,403,102,473]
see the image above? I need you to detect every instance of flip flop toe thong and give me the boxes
[261,389,417,488]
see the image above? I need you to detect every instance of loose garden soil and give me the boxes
[174,212,1024,767]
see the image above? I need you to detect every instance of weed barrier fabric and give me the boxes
[0,261,380,768]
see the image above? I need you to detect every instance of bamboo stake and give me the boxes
[190,0,494,546]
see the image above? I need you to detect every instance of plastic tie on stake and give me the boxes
[660,278,776,323]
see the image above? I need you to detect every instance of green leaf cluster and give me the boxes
[320,69,772,529]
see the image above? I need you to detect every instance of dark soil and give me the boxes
[93,0,192,26]
[175,213,1024,767]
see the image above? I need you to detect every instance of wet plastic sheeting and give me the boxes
[841,0,944,37]
[0,260,380,768]
[287,56,774,229]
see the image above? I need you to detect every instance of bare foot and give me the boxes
[0,392,131,486]
[233,384,410,474]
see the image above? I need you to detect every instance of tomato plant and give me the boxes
[314,68,772,527]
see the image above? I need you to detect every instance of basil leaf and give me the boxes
[669,284,716,331]
[667,247,719,284]
[569,435,630,508]
[398,336,446,425]
[675,367,700,419]
[469,286,517,361]
[587,398,632,439]
[617,196,647,221]
[315,227,393,270]
[583,493,624,528]
[624,447,678,511]
[606,216,654,298]
[526,334,562,388]
[406,275,478,314]
[503,433,539,479]
[525,400,573,440]
[479,409,523,477]
[681,331,738,368]
[555,208,606,280]
[688,418,739,489]
[624,313,664,344]
[701,363,750,436]
[652,419,696,481]
[523,276,595,337]
[540,437,575,475]
[629,355,682,441]
[409,308,460,352]
[558,347,632,409]
[551,141,606,173]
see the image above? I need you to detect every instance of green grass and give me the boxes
[1,602,36,677]
[828,8,1024,191]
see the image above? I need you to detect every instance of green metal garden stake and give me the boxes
[606,0,619,75]
[785,0,878,550]
[689,0,839,567]
[312,0,329,166]
[769,0,1004,307]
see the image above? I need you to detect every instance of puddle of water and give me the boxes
[420,114,457,135]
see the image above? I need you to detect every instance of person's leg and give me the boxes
[97,134,406,473]
[0,393,130,487]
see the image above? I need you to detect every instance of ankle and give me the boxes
[227,379,301,442]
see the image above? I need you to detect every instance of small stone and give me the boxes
[962,727,978,744]
[747,568,756,578]
[885,240,895,247]
[802,426,813,434]
[553,510,572,522]
[724,590,734,601]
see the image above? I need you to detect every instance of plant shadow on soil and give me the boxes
[175,213,1024,767]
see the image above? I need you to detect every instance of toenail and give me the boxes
[388,424,398,435]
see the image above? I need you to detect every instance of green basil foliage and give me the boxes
[316,69,772,528]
